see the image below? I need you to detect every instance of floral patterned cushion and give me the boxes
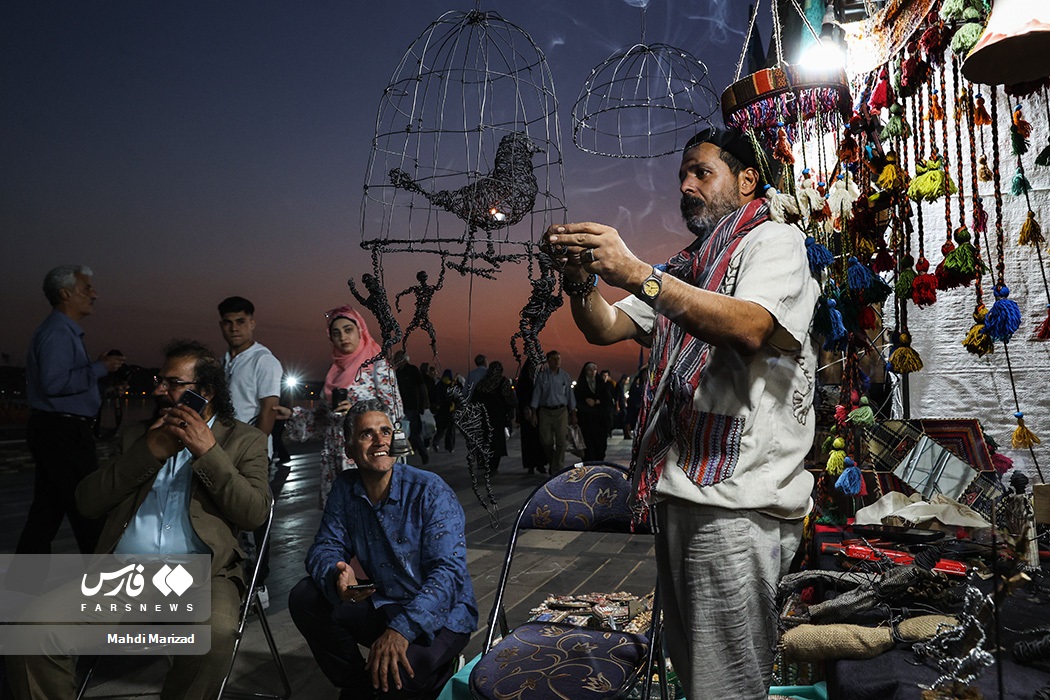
[469,621,649,700]
[522,462,651,534]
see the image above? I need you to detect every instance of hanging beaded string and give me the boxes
[990,86,1046,481]
[964,79,985,311]
[969,81,995,262]
[952,57,966,227]
[938,62,954,243]
[911,87,928,277]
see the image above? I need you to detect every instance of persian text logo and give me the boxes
[80,564,194,598]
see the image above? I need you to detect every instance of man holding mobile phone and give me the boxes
[6,340,272,699]
[289,398,477,699]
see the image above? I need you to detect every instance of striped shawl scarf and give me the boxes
[632,198,770,507]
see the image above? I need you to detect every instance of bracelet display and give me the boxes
[563,273,597,297]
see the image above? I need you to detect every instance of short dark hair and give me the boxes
[683,126,772,190]
[343,398,395,443]
[474,354,486,367]
[217,296,255,316]
[546,350,560,359]
[163,339,236,426]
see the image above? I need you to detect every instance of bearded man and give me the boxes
[542,127,820,700]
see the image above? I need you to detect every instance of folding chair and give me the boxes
[469,461,666,700]
[77,500,291,699]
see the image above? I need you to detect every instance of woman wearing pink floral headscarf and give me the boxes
[276,305,402,508]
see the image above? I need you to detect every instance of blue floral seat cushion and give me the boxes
[469,621,649,699]
[525,463,651,534]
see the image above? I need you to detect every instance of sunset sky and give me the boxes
[2,0,772,381]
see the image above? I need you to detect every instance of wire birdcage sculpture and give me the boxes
[360,9,566,280]
[572,42,720,158]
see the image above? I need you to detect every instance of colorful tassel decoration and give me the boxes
[962,305,995,356]
[1018,210,1044,246]
[857,304,877,329]
[908,151,958,202]
[1013,105,1033,138]
[838,129,859,163]
[876,151,908,192]
[928,89,944,121]
[773,125,795,164]
[1011,124,1030,156]
[868,68,891,112]
[985,285,1022,341]
[847,257,877,291]
[954,87,971,123]
[889,332,923,373]
[990,451,1013,474]
[973,197,988,234]
[871,242,895,273]
[1011,167,1032,196]
[977,154,993,182]
[880,103,911,141]
[973,94,992,125]
[1011,411,1041,449]
[805,236,834,275]
[821,426,839,454]
[835,459,864,495]
[847,396,876,426]
[820,297,848,352]
[943,227,986,279]
[1035,305,1050,340]
[911,257,938,306]
[895,255,916,299]
[826,437,847,475]
[951,11,985,56]
[939,0,966,21]
[763,185,800,224]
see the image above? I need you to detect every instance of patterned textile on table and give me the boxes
[470,622,648,699]
[470,462,656,700]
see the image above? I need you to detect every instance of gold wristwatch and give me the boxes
[637,266,664,304]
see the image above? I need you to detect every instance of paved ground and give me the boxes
[0,424,651,698]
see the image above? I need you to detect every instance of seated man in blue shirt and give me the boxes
[289,398,478,700]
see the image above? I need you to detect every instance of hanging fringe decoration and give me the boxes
[973,198,988,235]
[773,123,795,164]
[764,185,800,224]
[1012,412,1042,449]
[962,305,995,357]
[868,66,891,112]
[908,149,958,202]
[985,285,1022,341]
[806,236,834,275]
[943,227,986,280]
[835,457,864,495]
[826,437,847,475]
[877,151,909,192]
[889,331,923,373]
[847,396,875,426]
[912,256,938,306]
[895,255,917,299]
[1035,306,1050,340]
[977,155,993,182]
[973,94,992,125]
[1011,167,1032,196]
[881,102,911,141]
[928,89,944,121]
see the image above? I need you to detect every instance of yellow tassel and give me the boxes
[877,152,908,191]
[961,306,995,357]
[890,332,924,373]
[1018,210,1044,246]
[977,154,993,182]
[1012,416,1041,449]
[826,449,846,475]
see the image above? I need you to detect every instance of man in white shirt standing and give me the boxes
[218,295,283,607]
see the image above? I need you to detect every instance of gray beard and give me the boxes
[680,193,741,242]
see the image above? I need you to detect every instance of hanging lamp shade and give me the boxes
[962,1,1050,85]
[571,43,719,158]
[720,65,852,147]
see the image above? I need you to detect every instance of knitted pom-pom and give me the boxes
[1018,210,1044,246]
[847,396,876,426]
[1012,412,1041,449]
[889,332,923,374]
[805,236,834,275]
[1011,167,1032,196]
[990,451,1013,474]
[835,460,864,495]
[1036,306,1050,340]
[985,285,1022,341]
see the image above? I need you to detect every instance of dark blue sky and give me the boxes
[2,1,769,379]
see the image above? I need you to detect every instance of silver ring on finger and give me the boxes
[583,248,596,263]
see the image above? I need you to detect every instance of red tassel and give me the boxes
[774,126,795,164]
[911,257,938,306]
[974,94,992,126]
[990,451,1013,474]
[858,305,877,330]
[834,404,849,427]
[871,243,896,273]
[1013,105,1033,139]
[1036,306,1050,340]
[868,68,891,112]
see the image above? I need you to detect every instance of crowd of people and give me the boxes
[10,123,817,700]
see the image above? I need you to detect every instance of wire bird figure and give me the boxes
[510,250,563,370]
[449,385,499,529]
[395,263,446,357]
[360,9,566,279]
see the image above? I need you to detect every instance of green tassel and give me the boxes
[1036,144,1050,167]
[1012,127,1030,156]
[880,104,911,140]
[895,258,916,299]
[943,227,986,276]
[939,0,966,20]
[847,397,876,427]
[951,22,984,56]
[1012,167,1032,196]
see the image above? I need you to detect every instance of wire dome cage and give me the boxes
[360,9,566,280]
[571,42,720,158]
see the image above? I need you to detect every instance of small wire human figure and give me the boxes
[348,269,402,367]
[395,262,446,356]
[511,250,563,370]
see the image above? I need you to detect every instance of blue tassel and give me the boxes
[1011,167,1032,196]
[836,459,862,495]
[822,298,848,352]
[806,236,834,275]
[847,256,876,290]
[985,285,1022,341]
[858,369,871,393]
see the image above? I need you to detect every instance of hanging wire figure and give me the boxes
[448,384,500,529]
[510,249,563,370]
[348,249,402,367]
[395,259,446,356]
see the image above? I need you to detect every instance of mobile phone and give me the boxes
[331,387,349,410]
[347,581,375,590]
[178,389,209,416]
